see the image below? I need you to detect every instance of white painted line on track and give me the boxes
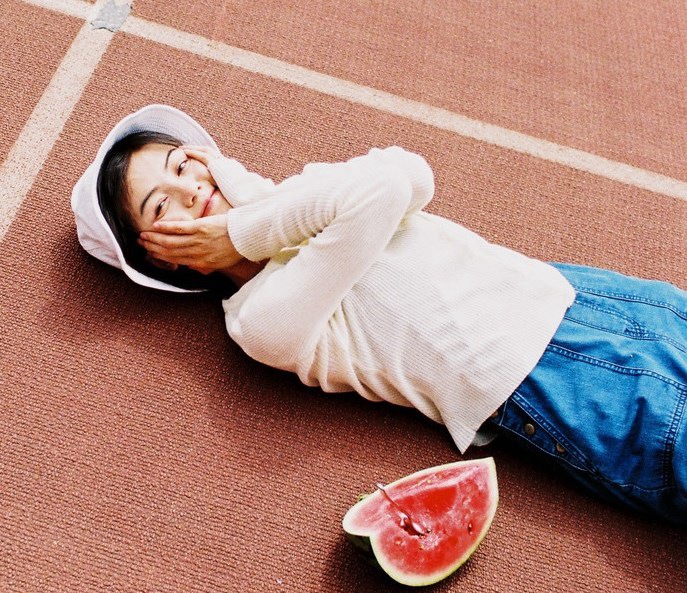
[125,16,687,202]
[17,0,687,204]
[23,0,92,20]
[0,2,113,242]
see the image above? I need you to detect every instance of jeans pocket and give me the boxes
[564,292,641,335]
[554,262,687,354]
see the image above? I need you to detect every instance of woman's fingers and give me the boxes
[182,148,209,165]
[140,231,193,248]
[141,244,212,266]
[181,144,214,152]
[180,145,219,166]
[139,231,230,265]
[146,219,197,236]
[150,213,227,235]
[138,212,240,270]
[141,220,215,245]
[140,235,205,256]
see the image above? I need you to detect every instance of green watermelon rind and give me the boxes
[342,457,498,587]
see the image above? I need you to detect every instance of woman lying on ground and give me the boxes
[72,104,687,526]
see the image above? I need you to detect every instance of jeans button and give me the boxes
[524,423,536,436]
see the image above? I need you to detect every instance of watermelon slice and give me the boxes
[342,458,498,587]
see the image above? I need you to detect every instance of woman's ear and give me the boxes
[144,252,179,272]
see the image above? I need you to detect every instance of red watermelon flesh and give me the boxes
[342,458,498,587]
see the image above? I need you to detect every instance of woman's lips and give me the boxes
[201,190,217,217]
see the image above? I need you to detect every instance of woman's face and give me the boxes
[125,143,231,231]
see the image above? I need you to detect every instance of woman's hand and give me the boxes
[180,144,220,167]
[139,213,243,275]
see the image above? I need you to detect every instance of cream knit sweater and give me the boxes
[209,147,576,453]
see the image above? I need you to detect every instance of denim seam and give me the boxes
[662,385,687,490]
[566,297,643,336]
[632,331,687,355]
[546,344,687,390]
[565,305,687,353]
[572,285,687,320]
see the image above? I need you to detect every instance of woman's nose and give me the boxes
[170,179,201,207]
[182,187,197,207]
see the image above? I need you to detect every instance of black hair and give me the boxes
[97,131,236,296]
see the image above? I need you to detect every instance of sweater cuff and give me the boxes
[209,156,275,208]
[225,204,273,262]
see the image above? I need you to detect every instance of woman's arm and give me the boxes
[227,146,435,364]
[140,147,433,277]
[208,152,277,208]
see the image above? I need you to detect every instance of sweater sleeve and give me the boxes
[208,156,276,207]
[225,146,435,365]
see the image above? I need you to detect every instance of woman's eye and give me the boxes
[155,197,168,219]
[177,159,188,175]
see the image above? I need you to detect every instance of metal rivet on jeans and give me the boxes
[524,423,536,436]
[555,443,566,454]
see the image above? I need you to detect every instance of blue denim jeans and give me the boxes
[487,263,687,525]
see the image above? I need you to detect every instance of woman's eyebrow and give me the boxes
[139,147,176,215]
